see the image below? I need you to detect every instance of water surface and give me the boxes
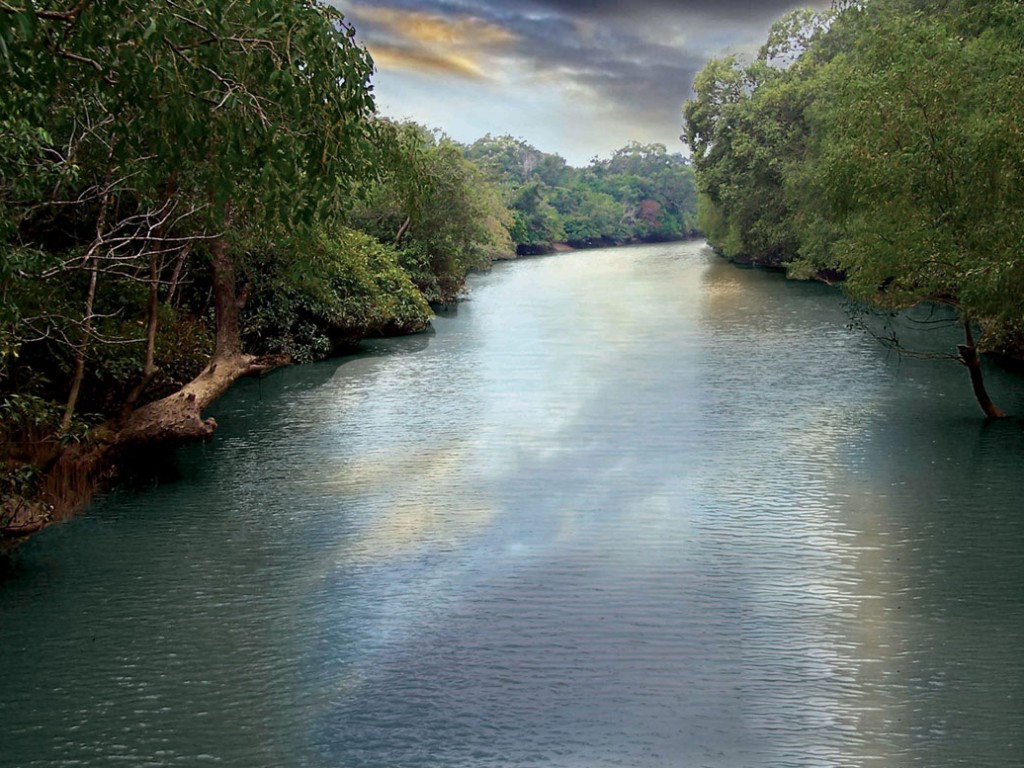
[3,242,1024,767]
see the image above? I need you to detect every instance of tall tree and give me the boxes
[809,2,1024,416]
[683,0,1024,416]
[2,0,378,438]
[349,121,514,303]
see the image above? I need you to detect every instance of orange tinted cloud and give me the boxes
[351,7,516,80]
[368,43,489,80]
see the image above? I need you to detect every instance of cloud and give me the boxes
[474,0,823,20]
[367,43,490,80]
[340,0,824,106]
[332,0,829,162]
[352,5,517,48]
[341,5,517,81]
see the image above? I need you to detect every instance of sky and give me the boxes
[330,0,829,167]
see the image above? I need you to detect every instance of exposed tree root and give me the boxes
[1,353,290,546]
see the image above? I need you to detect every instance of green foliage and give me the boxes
[509,182,565,249]
[1,0,384,430]
[588,142,699,242]
[683,43,824,266]
[683,0,1024,413]
[0,393,65,440]
[809,2,1024,331]
[464,134,568,187]
[350,121,514,303]
[553,187,623,244]
[464,136,698,252]
[242,228,431,362]
[686,0,1024,303]
[3,0,377,239]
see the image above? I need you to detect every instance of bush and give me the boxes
[242,227,432,362]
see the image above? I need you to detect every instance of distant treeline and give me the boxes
[463,136,698,254]
[683,0,1024,417]
[0,1,697,530]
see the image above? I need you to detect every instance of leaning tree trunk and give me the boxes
[22,232,290,534]
[113,234,266,446]
[958,320,1006,419]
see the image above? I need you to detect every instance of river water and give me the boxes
[2,241,1024,767]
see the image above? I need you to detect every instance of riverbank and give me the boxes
[709,244,1024,396]
[517,234,698,257]
[0,331,425,551]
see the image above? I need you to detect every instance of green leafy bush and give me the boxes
[243,227,431,362]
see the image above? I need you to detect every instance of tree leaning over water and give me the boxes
[0,0,395,529]
[683,0,1024,417]
[809,1,1024,418]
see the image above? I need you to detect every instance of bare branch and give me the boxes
[0,1,90,23]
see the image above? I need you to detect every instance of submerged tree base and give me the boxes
[0,352,292,548]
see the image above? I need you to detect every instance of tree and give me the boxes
[552,186,623,245]
[464,134,566,187]
[682,0,1024,417]
[809,2,1024,417]
[1,0,378,440]
[586,143,698,242]
[1,0,396,541]
[241,227,431,361]
[683,11,831,267]
[349,121,514,303]
[508,181,565,253]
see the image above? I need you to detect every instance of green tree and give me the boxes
[1,0,377,440]
[551,186,624,245]
[683,10,831,267]
[464,134,568,187]
[509,181,565,253]
[350,121,514,303]
[808,1,1024,417]
[242,227,431,362]
[683,0,1024,416]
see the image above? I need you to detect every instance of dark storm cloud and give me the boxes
[334,0,827,155]
[339,0,824,84]
[456,0,820,20]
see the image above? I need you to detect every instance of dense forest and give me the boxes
[683,0,1024,418]
[0,1,697,537]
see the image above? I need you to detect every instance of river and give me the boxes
[2,241,1023,767]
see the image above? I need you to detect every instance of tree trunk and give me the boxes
[10,209,294,540]
[62,251,98,431]
[112,231,273,446]
[62,151,116,430]
[959,320,1006,419]
[15,216,292,538]
[123,252,161,412]
[394,215,412,246]
[210,235,243,360]
[164,242,191,308]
